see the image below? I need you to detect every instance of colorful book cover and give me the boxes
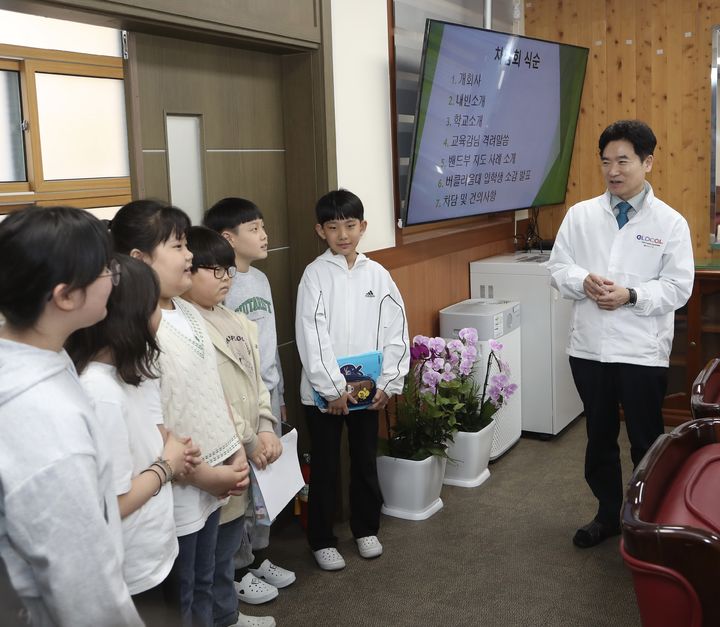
[314,351,383,411]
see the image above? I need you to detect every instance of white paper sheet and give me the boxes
[248,428,305,521]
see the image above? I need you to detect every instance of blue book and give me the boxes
[313,350,383,411]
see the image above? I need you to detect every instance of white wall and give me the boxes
[330,0,396,252]
[329,0,523,252]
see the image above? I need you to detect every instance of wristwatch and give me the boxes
[625,287,637,307]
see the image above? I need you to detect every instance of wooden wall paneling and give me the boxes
[648,0,668,201]
[682,8,703,251]
[635,2,653,131]
[253,247,299,433]
[133,35,285,152]
[567,0,594,218]
[385,238,512,339]
[699,3,715,252]
[201,53,284,151]
[204,152,289,248]
[618,0,638,120]
[253,248,293,347]
[590,17,608,167]
[525,0,720,262]
[281,52,327,291]
[666,1,684,219]
[140,152,169,201]
[124,32,145,199]
[280,49,332,446]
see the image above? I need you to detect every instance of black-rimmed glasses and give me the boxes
[100,258,122,286]
[197,265,237,280]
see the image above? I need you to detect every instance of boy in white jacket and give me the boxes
[295,189,409,571]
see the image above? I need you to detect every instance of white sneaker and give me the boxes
[356,535,383,558]
[313,547,346,571]
[231,612,276,627]
[234,572,279,605]
[249,559,296,588]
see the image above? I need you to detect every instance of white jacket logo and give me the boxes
[636,234,663,247]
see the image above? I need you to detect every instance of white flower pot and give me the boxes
[377,454,447,520]
[443,420,495,488]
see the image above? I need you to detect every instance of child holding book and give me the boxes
[295,189,410,571]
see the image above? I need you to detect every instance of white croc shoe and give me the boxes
[313,547,346,571]
[231,612,276,627]
[233,572,279,605]
[356,535,383,559]
[249,559,296,588]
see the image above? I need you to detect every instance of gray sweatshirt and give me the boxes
[0,338,143,627]
[224,266,284,405]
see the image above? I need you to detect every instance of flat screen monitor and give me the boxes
[402,20,589,227]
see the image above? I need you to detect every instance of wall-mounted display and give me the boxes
[403,19,588,226]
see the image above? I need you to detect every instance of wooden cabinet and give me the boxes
[664,267,720,425]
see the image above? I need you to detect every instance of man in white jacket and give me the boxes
[547,120,694,548]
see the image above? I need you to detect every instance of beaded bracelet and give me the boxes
[151,458,174,483]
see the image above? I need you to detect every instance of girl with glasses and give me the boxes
[0,206,143,626]
[183,226,283,627]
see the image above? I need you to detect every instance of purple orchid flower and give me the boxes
[488,338,504,352]
[427,337,446,355]
[458,327,478,345]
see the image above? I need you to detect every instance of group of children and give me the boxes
[0,189,409,627]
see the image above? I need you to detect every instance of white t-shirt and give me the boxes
[80,363,178,595]
[162,307,194,340]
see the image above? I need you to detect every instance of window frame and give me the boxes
[0,43,130,213]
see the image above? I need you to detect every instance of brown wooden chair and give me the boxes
[691,358,720,419]
[621,418,720,627]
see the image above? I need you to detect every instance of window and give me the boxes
[0,11,130,213]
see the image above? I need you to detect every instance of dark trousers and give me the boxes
[168,508,221,627]
[569,356,667,526]
[212,516,245,627]
[132,576,181,627]
[305,406,383,551]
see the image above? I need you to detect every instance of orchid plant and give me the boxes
[467,338,518,432]
[382,328,481,461]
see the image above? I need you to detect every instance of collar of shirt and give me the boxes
[610,182,649,220]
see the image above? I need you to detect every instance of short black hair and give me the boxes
[66,255,160,386]
[186,226,236,272]
[0,206,110,330]
[315,189,364,225]
[599,120,657,161]
[111,199,191,255]
[203,197,264,233]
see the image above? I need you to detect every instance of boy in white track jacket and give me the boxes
[295,190,409,571]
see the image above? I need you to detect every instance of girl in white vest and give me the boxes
[111,201,250,627]
[67,255,202,625]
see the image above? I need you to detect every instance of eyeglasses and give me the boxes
[197,265,237,280]
[99,258,122,286]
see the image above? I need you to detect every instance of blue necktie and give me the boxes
[616,201,631,229]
